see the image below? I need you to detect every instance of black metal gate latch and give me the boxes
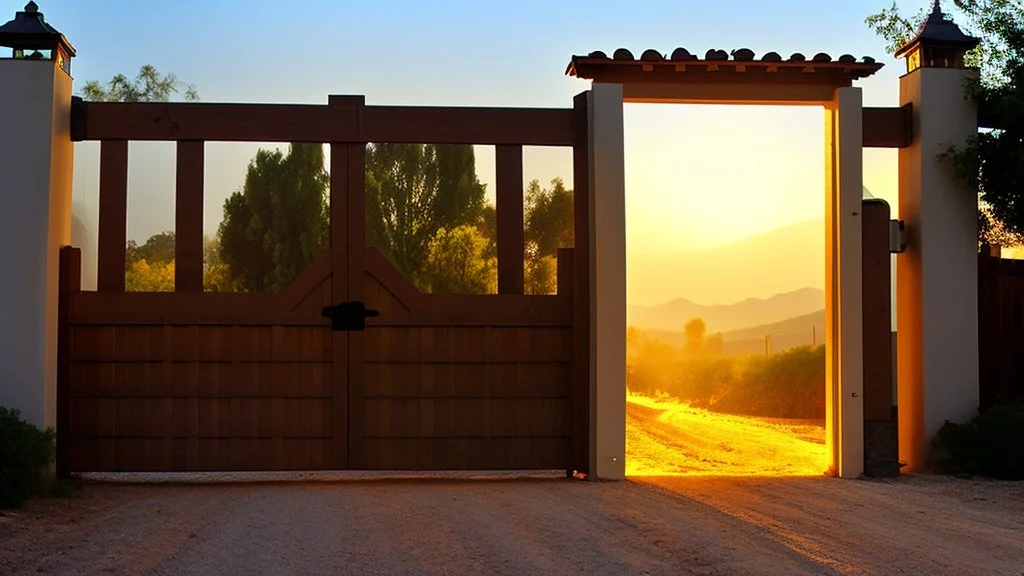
[321,301,380,331]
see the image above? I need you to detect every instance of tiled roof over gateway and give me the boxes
[566,48,884,85]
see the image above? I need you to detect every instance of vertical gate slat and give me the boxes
[496,145,525,294]
[347,139,367,469]
[56,247,81,479]
[328,94,366,469]
[175,141,205,293]
[571,92,591,477]
[97,140,129,292]
[330,140,350,469]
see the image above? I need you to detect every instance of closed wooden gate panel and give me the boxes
[61,250,346,472]
[59,96,590,475]
[352,250,574,470]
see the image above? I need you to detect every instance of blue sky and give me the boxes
[37,0,907,107]
[7,0,938,297]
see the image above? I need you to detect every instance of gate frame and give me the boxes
[52,95,590,476]
[0,2,984,480]
[568,51,910,479]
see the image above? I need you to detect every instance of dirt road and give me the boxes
[625,393,827,476]
[1,398,1021,575]
[1,473,1022,575]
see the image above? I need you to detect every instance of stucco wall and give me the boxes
[589,84,627,480]
[898,67,979,470]
[0,60,72,428]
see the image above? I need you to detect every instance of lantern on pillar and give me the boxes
[0,2,76,74]
[894,0,979,73]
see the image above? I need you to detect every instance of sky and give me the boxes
[11,0,929,299]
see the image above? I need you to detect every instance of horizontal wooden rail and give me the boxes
[68,292,572,327]
[70,97,575,146]
[863,105,912,148]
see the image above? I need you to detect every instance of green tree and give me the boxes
[365,143,487,285]
[525,177,574,259]
[523,178,574,294]
[81,64,199,102]
[125,259,174,292]
[436,145,487,231]
[684,317,707,357]
[477,203,498,260]
[126,230,175,265]
[122,231,238,292]
[202,235,238,292]
[525,247,558,295]
[419,225,497,294]
[217,143,329,292]
[866,1,1024,242]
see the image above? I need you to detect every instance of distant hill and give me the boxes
[721,309,826,342]
[633,307,826,357]
[628,218,824,308]
[718,309,826,356]
[627,287,824,333]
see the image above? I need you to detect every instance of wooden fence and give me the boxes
[58,94,591,474]
[978,247,1024,408]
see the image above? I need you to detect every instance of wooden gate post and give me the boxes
[0,4,76,430]
[862,199,899,477]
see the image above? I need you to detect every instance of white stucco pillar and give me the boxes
[825,87,865,479]
[0,59,74,429]
[897,67,979,471]
[588,83,626,480]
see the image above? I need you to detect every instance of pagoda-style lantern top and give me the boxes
[895,0,979,73]
[0,2,75,74]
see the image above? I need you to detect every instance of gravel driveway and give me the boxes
[1,472,1022,576]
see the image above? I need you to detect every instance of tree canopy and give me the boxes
[123,231,231,293]
[126,231,175,265]
[867,1,1024,243]
[84,63,574,296]
[365,143,487,283]
[217,143,329,292]
[81,64,199,102]
[524,178,574,294]
[420,225,497,294]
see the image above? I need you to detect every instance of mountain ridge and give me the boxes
[628,286,824,333]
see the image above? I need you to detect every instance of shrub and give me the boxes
[936,402,1024,480]
[627,329,827,419]
[712,345,826,419]
[0,407,56,508]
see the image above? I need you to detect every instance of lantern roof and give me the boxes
[894,0,979,58]
[0,2,76,57]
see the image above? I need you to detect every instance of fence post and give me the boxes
[0,5,76,429]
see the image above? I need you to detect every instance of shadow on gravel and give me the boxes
[77,470,577,486]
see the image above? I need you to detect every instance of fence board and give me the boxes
[979,249,1024,407]
[97,140,128,292]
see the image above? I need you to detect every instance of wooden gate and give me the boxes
[58,94,591,475]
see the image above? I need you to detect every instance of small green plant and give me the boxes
[0,406,56,508]
[936,402,1024,480]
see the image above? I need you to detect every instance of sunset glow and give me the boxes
[625,392,827,477]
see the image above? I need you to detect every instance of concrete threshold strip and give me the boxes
[76,470,572,485]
